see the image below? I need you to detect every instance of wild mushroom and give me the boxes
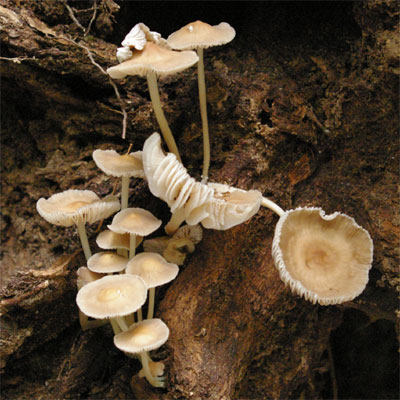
[272,207,373,305]
[36,190,120,260]
[113,318,170,388]
[93,149,145,209]
[107,23,199,161]
[142,132,262,234]
[167,21,236,183]
[96,229,143,252]
[126,252,179,319]
[76,274,147,334]
[107,208,161,259]
[87,251,128,274]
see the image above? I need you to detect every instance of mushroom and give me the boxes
[126,252,179,319]
[93,149,145,209]
[167,21,236,183]
[96,229,143,252]
[107,208,161,259]
[113,318,169,388]
[142,132,262,234]
[36,190,120,260]
[107,23,199,161]
[272,207,373,305]
[87,251,128,274]
[76,274,147,334]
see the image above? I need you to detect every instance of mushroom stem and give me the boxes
[139,351,165,388]
[76,220,92,260]
[147,287,156,320]
[197,48,210,184]
[109,318,122,335]
[137,308,143,322]
[129,234,136,260]
[114,316,129,332]
[146,71,182,162]
[165,208,186,235]
[261,197,285,217]
[121,176,130,209]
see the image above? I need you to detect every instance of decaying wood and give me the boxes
[1,1,398,399]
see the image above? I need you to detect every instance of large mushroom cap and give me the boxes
[93,149,145,178]
[108,208,162,236]
[36,190,120,227]
[87,251,128,274]
[107,41,199,79]
[96,229,143,250]
[76,274,147,319]
[113,318,169,354]
[126,252,179,288]
[272,207,373,305]
[167,20,236,50]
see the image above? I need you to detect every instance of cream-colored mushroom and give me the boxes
[36,190,120,260]
[114,318,169,388]
[107,23,199,161]
[126,252,179,319]
[108,208,161,259]
[167,21,236,183]
[87,251,128,274]
[93,149,144,209]
[272,207,373,305]
[96,229,143,252]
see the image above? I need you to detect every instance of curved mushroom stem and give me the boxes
[121,176,130,210]
[261,197,285,217]
[76,220,92,260]
[129,234,136,260]
[165,208,186,235]
[139,351,166,388]
[147,287,156,320]
[146,71,182,162]
[197,48,210,184]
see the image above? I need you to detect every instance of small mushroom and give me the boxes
[87,251,128,274]
[107,23,199,161]
[108,208,161,259]
[272,207,373,305]
[36,190,120,260]
[167,21,236,183]
[93,149,145,209]
[113,318,169,388]
[126,252,179,319]
[96,229,143,252]
[76,274,147,333]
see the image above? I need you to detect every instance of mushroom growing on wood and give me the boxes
[272,207,373,305]
[87,251,128,274]
[142,132,262,234]
[107,23,199,161]
[167,20,236,183]
[93,149,144,209]
[36,190,120,260]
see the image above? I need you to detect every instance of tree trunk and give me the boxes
[1,1,398,399]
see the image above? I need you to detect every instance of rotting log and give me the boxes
[1,1,399,399]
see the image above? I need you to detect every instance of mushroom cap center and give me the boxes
[60,200,91,212]
[98,287,122,302]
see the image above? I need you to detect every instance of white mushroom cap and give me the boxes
[87,251,128,274]
[142,133,262,230]
[108,208,162,236]
[167,20,236,50]
[272,207,373,305]
[121,23,147,50]
[96,229,143,250]
[93,149,145,178]
[76,274,147,319]
[107,41,199,79]
[113,318,169,353]
[117,47,133,63]
[76,266,104,290]
[36,190,120,227]
[125,252,179,289]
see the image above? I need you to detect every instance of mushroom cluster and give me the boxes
[36,19,374,394]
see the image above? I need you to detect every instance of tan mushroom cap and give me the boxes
[36,190,120,227]
[126,252,179,289]
[108,208,162,236]
[173,224,203,244]
[87,251,128,274]
[76,266,104,290]
[113,318,169,353]
[76,274,147,319]
[107,41,199,79]
[96,229,143,250]
[167,20,236,50]
[272,207,373,305]
[93,149,145,178]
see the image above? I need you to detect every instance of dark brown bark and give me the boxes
[1,1,398,399]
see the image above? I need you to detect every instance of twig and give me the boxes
[65,4,86,34]
[84,0,97,37]
[0,56,36,64]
